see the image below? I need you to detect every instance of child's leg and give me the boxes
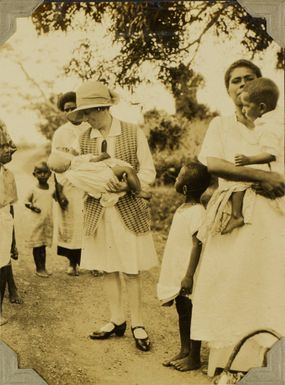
[163,295,191,366]
[173,297,201,371]
[0,265,8,325]
[66,249,81,276]
[33,246,49,277]
[7,263,23,304]
[222,191,245,234]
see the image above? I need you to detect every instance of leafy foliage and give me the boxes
[32,95,66,140]
[32,1,281,89]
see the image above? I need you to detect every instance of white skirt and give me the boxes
[81,206,158,274]
[192,194,285,346]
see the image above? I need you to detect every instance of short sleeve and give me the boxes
[258,129,280,157]
[198,117,224,165]
[186,205,206,236]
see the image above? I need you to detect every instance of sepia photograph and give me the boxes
[0,1,284,384]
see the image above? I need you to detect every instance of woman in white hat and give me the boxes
[68,80,158,351]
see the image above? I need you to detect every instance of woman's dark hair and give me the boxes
[57,92,76,112]
[224,60,262,90]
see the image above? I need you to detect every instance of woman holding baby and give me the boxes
[65,80,157,351]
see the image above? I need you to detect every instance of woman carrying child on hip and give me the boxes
[157,161,211,371]
[200,77,284,238]
[24,162,53,278]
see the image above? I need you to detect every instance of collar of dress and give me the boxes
[89,117,121,139]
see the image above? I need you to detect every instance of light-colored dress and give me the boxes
[157,203,205,304]
[0,166,17,268]
[51,122,88,250]
[191,115,285,373]
[78,118,158,274]
[25,186,53,248]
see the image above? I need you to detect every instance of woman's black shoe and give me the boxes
[89,321,127,339]
[131,326,151,352]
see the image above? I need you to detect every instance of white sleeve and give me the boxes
[187,206,206,236]
[198,117,225,166]
[136,128,156,187]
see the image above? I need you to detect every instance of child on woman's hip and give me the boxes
[223,77,284,234]
[24,162,53,278]
[157,160,211,371]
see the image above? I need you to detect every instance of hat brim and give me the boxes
[67,103,113,122]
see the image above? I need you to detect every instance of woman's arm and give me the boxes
[207,157,285,197]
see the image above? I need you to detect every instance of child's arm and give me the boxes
[24,192,41,213]
[111,165,141,193]
[235,152,276,166]
[180,233,202,295]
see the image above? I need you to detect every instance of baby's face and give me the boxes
[240,92,261,122]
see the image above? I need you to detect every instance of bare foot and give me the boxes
[173,355,201,371]
[0,315,8,326]
[9,292,23,304]
[222,216,244,234]
[162,351,189,367]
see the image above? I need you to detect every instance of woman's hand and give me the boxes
[253,172,285,199]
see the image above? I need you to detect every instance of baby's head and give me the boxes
[175,160,211,201]
[47,152,72,173]
[33,161,51,181]
[241,77,279,122]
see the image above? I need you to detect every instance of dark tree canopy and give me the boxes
[32,1,280,89]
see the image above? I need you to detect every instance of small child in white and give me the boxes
[25,162,53,278]
[48,150,151,207]
[223,77,284,234]
[157,161,211,371]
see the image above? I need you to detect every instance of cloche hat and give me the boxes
[67,80,119,122]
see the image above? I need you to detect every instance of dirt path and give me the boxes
[1,147,212,385]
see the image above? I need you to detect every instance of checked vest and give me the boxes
[79,122,151,236]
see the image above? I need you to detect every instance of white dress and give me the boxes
[79,118,158,274]
[157,204,205,304]
[0,166,17,268]
[51,122,88,250]
[25,186,53,248]
[191,115,285,373]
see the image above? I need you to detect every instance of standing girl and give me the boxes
[157,161,211,371]
[0,122,18,325]
[25,162,53,278]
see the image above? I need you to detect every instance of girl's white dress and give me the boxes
[25,186,53,248]
[157,203,206,304]
[78,118,158,274]
[191,115,285,373]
